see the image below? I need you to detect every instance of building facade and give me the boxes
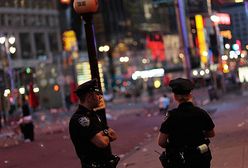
[0,0,63,111]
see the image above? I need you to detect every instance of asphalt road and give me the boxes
[0,103,163,168]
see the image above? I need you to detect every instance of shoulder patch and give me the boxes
[78,117,90,127]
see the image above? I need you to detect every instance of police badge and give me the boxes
[78,117,90,127]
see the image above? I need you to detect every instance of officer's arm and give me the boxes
[205,129,215,138]
[108,128,117,141]
[91,131,110,148]
[158,132,168,148]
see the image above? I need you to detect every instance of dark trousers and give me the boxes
[20,122,34,141]
[161,150,211,168]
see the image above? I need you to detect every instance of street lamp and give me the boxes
[0,35,16,103]
[98,45,116,92]
[98,45,110,53]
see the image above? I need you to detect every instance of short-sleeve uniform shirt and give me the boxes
[160,102,215,147]
[69,105,112,162]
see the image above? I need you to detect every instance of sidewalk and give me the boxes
[117,90,248,168]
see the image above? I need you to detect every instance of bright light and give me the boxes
[4,89,11,97]
[0,36,6,44]
[179,53,184,59]
[8,36,15,44]
[232,44,239,51]
[60,0,71,5]
[9,46,16,54]
[200,70,205,76]
[132,68,164,80]
[154,80,161,88]
[221,55,228,61]
[238,67,248,83]
[192,70,198,76]
[210,15,220,23]
[119,56,129,63]
[202,51,208,57]
[142,58,148,64]
[235,0,243,3]
[98,45,110,52]
[223,64,229,73]
[98,46,104,52]
[19,87,25,95]
[53,84,60,92]
[233,54,238,59]
[103,45,110,52]
[205,69,210,74]
[229,51,237,59]
[225,44,230,49]
[33,87,40,93]
[235,50,240,56]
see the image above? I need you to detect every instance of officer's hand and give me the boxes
[108,128,117,141]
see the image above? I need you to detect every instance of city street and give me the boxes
[0,89,248,168]
[1,1,248,168]
[0,94,163,168]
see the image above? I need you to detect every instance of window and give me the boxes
[34,33,46,56]
[0,14,4,27]
[20,33,32,59]
[48,32,59,52]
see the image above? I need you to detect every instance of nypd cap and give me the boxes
[74,78,102,97]
[169,78,194,95]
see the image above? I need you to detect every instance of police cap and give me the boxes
[74,78,102,97]
[169,78,194,95]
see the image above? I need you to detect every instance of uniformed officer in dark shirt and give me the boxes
[158,78,215,168]
[69,78,119,168]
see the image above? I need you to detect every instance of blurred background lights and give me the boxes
[154,80,161,88]
[222,55,228,61]
[19,87,25,94]
[232,44,239,51]
[9,46,16,54]
[8,36,16,44]
[4,89,11,97]
[202,51,208,57]
[33,87,40,93]
[225,43,230,49]
[179,53,184,59]
[205,69,210,74]
[200,70,205,76]
[210,15,219,23]
[142,58,148,64]
[119,56,129,63]
[0,36,6,44]
[192,70,198,76]
[223,64,229,73]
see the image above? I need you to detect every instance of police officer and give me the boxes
[69,78,119,168]
[158,78,215,168]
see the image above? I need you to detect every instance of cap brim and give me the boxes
[92,88,103,95]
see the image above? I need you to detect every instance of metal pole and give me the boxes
[5,41,15,97]
[82,13,108,124]
[175,0,192,79]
